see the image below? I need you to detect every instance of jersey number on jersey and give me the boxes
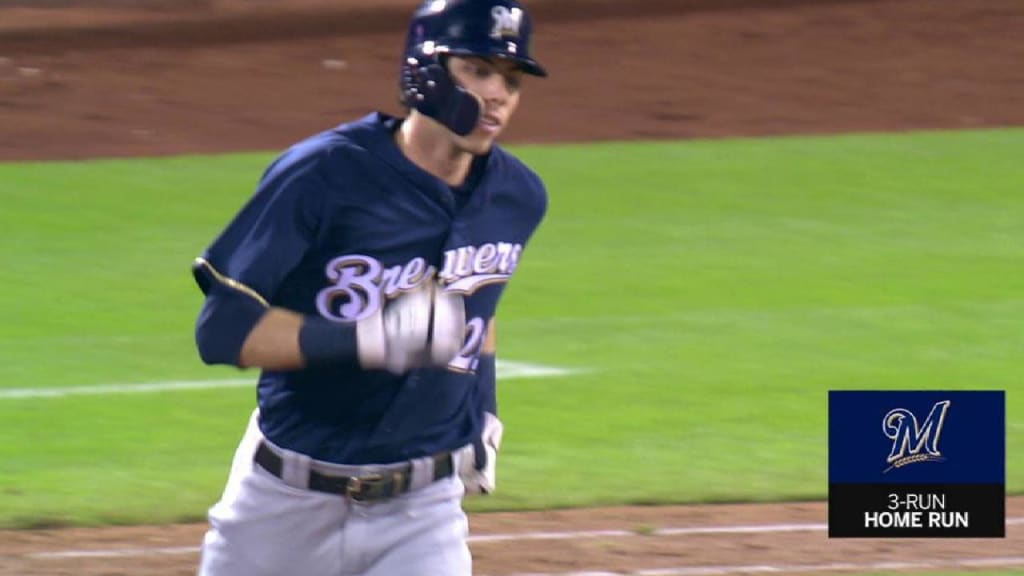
[450,317,487,372]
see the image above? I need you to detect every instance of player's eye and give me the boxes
[459,59,520,93]
[504,73,522,92]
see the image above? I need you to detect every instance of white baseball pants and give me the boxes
[198,410,472,576]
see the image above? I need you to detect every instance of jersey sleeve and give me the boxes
[193,154,328,306]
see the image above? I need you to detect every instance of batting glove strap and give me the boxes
[299,316,359,367]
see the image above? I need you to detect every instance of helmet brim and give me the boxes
[516,59,548,78]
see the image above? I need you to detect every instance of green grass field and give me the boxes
[0,128,1021,529]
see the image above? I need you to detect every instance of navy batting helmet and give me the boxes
[403,0,547,79]
[399,0,547,135]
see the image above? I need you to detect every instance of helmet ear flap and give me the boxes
[398,48,458,106]
[399,42,435,107]
[399,55,421,108]
[401,55,481,137]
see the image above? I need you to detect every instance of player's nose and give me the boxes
[479,75,511,106]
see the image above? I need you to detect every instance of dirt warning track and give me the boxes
[1,0,1022,161]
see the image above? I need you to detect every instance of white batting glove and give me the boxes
[461,412,503,496]
[356,282,466,374]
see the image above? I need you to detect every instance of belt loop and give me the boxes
[407,453,434,492]
[281,448,313,490]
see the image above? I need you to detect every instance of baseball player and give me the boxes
[190,1,547,575]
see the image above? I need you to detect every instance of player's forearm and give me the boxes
[240,309,368,370]
[238,308,305,370]
[197,283,462,373]
[196,288,358,370]
[478,319,498,414]
[477,353,497,415]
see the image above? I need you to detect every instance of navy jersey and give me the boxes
[194,113,547,465]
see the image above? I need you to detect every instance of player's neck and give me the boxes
[396,112,474,187]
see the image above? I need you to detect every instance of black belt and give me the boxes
[254,441,455,502]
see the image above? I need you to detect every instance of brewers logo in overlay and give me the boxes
[829,390,1005,538]
[883,399,950,472]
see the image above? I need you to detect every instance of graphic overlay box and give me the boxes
[829,391,1005,538]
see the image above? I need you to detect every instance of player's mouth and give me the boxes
[479,113,503,134]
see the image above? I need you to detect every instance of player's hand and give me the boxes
[461,412,503,496]
[401,57,482,137]
[356,281,465,374]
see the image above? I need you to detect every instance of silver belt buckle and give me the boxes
[346,473,383,500]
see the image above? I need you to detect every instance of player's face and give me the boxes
[446,56,523,154]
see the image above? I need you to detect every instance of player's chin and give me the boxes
[459,132,498,156]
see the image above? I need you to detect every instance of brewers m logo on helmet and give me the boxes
[882,400,950,473]
[490,5,523,39]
